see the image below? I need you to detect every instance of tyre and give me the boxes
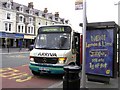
[32,70,40,76]
[69,62,75,65]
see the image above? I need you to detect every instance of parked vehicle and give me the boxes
[29,24,82,75]
[28,44,34,51]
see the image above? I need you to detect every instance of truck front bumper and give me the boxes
[29,63,64,74]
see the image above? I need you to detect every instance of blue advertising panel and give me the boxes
[86,29,114,77]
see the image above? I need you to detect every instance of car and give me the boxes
[28,44,34,51]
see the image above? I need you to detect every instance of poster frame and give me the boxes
[86,21,118,78]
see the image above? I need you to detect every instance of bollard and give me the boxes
[63,65,81,90]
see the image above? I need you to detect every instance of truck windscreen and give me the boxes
[35,33,71,50]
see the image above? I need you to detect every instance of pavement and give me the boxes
[49,72,119,89]
[0,47,29,54]
[0,47,119,89]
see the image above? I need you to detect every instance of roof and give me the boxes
[0,1,68,24]
[86,21,117,29]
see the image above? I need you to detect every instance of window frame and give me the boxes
[7,2,11,9]
[29,17,33,24]
[5,23,8,31]
[19,6,24,12]
[5,23,12,32]
[19,15,24,23]
[7,13,11,19]
[27,25,34,34]
[9,23,11,31]
[17,24,25,33]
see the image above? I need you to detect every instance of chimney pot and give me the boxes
[44,8,48,13]
[28,2,34,8]
[55,12,59,17]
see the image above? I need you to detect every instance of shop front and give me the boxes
[0,32,6,48]
[0,32,24,48]
[15,33,24,47]
[24,34,36,48]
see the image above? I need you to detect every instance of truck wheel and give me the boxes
[69,62,75,65]
[32,70,40,76]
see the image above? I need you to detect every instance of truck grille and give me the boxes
[34,57,58,64]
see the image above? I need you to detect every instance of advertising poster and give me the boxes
[86,29,114,77]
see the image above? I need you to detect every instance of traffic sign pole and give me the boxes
[81,0,87,88]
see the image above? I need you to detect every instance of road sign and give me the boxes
[75,0,83,10]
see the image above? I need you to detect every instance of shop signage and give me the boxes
[0,32,24,38]
[6,33,15,38]
[0,32,6,37]
[0,32,2,37]
[24,35,35,39]
[15,33,24,38]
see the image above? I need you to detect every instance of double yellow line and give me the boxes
[0,66,32,83]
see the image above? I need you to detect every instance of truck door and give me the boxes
[74,32,81,66]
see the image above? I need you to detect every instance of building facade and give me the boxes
[0,0,16,48]
[15,2,36,48]
[0,0,69,48]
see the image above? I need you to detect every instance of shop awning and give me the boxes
[24,35,36,39]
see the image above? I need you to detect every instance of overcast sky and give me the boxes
[13,0,119,32]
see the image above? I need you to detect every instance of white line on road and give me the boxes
[0,52,29,55]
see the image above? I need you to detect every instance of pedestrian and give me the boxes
[18,40,22,52]
[2,42,5,48]
[7,41,10,53]
[3,42,5,48]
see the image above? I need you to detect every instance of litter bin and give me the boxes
[63,65,81,90]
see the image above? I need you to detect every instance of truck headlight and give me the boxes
[58,57,67,64]
[30,56,34,62]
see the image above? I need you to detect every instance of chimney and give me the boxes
[55,12,59,17]
[44,8,48,13]
[28,2,34,9]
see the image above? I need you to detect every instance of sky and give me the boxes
[13,0,119,33]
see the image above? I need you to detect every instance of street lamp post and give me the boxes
[75,0,87,88]
[81,0,87,88]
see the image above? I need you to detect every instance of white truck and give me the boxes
[29,24,82,75]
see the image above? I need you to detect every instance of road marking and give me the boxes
[15,74,32,83]
[22,64,28,67]
[0,52,29,55]
[0,67,32,83]
[9,55,26,58]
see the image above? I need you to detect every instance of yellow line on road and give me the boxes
[22,64,28,67]
[0,67,32,83]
